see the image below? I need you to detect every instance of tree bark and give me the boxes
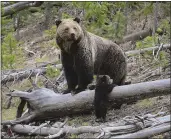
[2,2,43,17]
[1,79,170,125]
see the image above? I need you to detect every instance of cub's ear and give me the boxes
[55,19,62,27]
[73,17,81,23]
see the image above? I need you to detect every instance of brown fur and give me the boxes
[94,75,117,121]
[55,17,127,94]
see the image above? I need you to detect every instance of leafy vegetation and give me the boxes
[136,35,169,67]
[1,3,25,69]
[46,65,60,78]
[136,35,159,49]
[139,2,153,16]
[71,2,127,40]
[2,33,18,69]
[135,98,155,108]
[158,19,170,38]
[2,108,17,121]
[1,31,24,69]
[68,134,78,139]
[44,25,56,38]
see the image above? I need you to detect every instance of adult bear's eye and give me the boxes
[73,27,77,30]
[65,27,69,31]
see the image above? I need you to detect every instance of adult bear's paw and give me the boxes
[62,89,72,94]
[74,87,86,94]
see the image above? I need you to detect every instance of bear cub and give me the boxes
[94,75,117,122]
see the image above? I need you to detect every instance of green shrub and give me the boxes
[46,65,60,78]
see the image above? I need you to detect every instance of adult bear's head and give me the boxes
[55,17,83,42]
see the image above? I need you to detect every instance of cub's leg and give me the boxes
[94,75,117,122]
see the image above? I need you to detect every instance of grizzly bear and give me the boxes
[55,17,127,94]
[94,75,117,122]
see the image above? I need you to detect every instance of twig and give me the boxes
[52,118,68,128]
[29,77,38,89]
[21,109,29,117]
[27,70,34,81]
[4,96,12,109]
[59,117,68,128]
[56,70,64,84]
[142,16,147,30]
[155,43,164,59]
[96,129,105,139]
[12,73,17,86]
[35,72,40,86]
[3,84,14,109]
[29,121,50,135]
[139,62,155,75]
[24,47,36,56]
[44,129,65,139]
[43,75,59,89]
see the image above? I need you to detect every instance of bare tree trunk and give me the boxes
[124,2,128,35]
[153,2,158,35]
[2,2,43,17]
[58,8,62,20]
[1,79,170,125]
[152,2,158,45]
[44,2,53,30]
[14,13,20,40]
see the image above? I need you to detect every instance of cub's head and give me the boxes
[55,17,83,42]
[96,75,113,86]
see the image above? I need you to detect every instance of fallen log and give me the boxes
[1,78,170,125]
[2,2,43,17]
[112,123,170,138]
[125,43,170,57]
[117,28,152,44]
[6,115,170,138]
[1,64,62,84]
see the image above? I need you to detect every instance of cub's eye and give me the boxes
[64,28,69,31]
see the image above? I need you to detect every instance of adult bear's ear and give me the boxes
[73,17,81,23]
[55,19,62,27]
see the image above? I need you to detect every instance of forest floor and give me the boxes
[1,12,170,138]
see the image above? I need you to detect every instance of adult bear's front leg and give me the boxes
[74,48,94,94]
[61,51,78,94]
